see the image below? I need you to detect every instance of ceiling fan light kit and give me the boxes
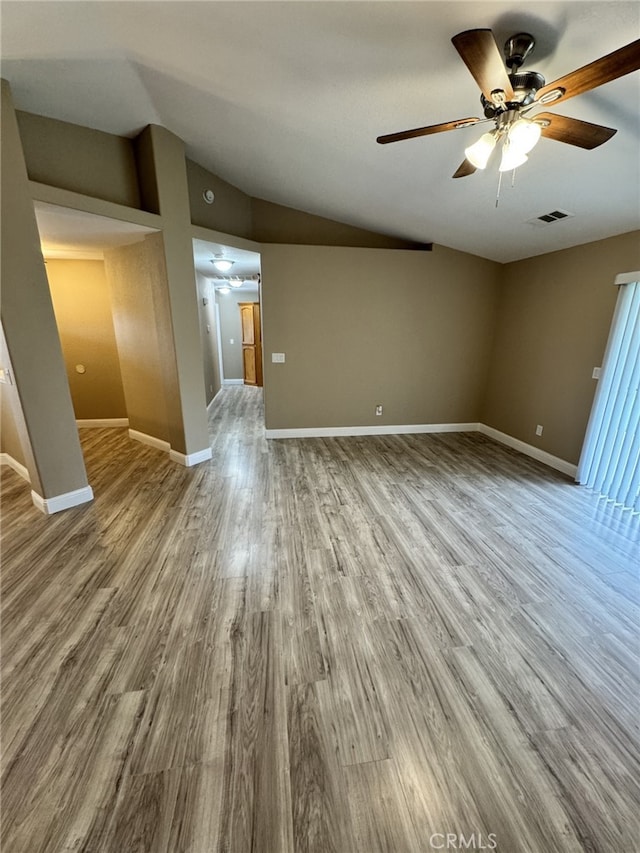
[377,28,640,190]
[498,143,528,173]
[464,131,497,169]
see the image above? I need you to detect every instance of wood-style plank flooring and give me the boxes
[2,386,639,852]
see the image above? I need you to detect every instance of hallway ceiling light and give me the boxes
[218,286,231,294]
[212,258,234,272]
[229,278,243,288]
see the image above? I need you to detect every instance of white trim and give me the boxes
[128,429,171,453]
[169,447,213,467]
[207,387,222,410]
[77,418,129,428]
[265,423,479,439]
[191,224,261,253]
[215,301,225,384]
[129,429,212,467]
[222,378,244,386]
[478,424,577,477]
[614,271,640,286]
[0,452,31,482]
[30,181,162,230]
[31,485,94,515]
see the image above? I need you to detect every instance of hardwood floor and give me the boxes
[1,386,638,852]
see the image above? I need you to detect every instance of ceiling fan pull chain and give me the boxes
[511,169,517,188]
[495,170,503,208]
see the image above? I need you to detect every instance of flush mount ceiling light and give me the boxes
[229,278,243,288]
[213,259,233,272]
[211,254,234,272]
[217,286,231,294]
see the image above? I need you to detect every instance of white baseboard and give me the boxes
[77,418,129,428]
[129,428,211,467]
[478,424,577,478]
[0,452,31,482]
[169,447,213,467]
[222,379,244,385]
[31,485,94,515]
[128,429,171,453]
[207,387,222,410]
[265,423,479,439]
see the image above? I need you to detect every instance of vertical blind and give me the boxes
[577,279,640,512]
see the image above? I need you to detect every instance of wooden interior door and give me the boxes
[240,302,263,387]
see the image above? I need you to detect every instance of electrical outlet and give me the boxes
[592,367,601,379]
[375,404,383,416]
[535,424,543,436]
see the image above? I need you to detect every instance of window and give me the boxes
[577,275,640,513]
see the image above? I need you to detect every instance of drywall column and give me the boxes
[0,79,92,513]
[136,125,211,464]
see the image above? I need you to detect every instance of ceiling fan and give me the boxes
[377,29,640,178]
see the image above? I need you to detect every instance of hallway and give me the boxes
[1,386,638,852]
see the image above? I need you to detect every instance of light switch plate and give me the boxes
[272,353,286,363]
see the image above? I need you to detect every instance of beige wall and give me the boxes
[17,111,141,209]
[252,198,428,249]
[261,244,499,430]
[187,158,253,239]
[195,273,222,404]
[137,126,210,456]
[482,231,640,465]
[104,235,171,442]
[1,325,30,469]
[1,80,90,501]
[46,259,127,420]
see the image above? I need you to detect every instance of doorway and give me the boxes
[239,301,263,387]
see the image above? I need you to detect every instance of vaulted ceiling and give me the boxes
[2,1,639,262]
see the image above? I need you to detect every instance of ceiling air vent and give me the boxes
[526,209,575,227]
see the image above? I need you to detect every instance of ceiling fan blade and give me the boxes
[535,112,617,148]
[451,29,514,102]
[535,38,640,106]
[377,117,480,144]
[452,159,477,178]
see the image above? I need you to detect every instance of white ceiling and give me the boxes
[35,203,260,289]
[193,238,261,291]
[35,202,157,259]
[3,1,639,263]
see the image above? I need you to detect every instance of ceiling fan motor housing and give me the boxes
[508,71,546,104]
[481,69,546,116]
[504,33,536,69]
